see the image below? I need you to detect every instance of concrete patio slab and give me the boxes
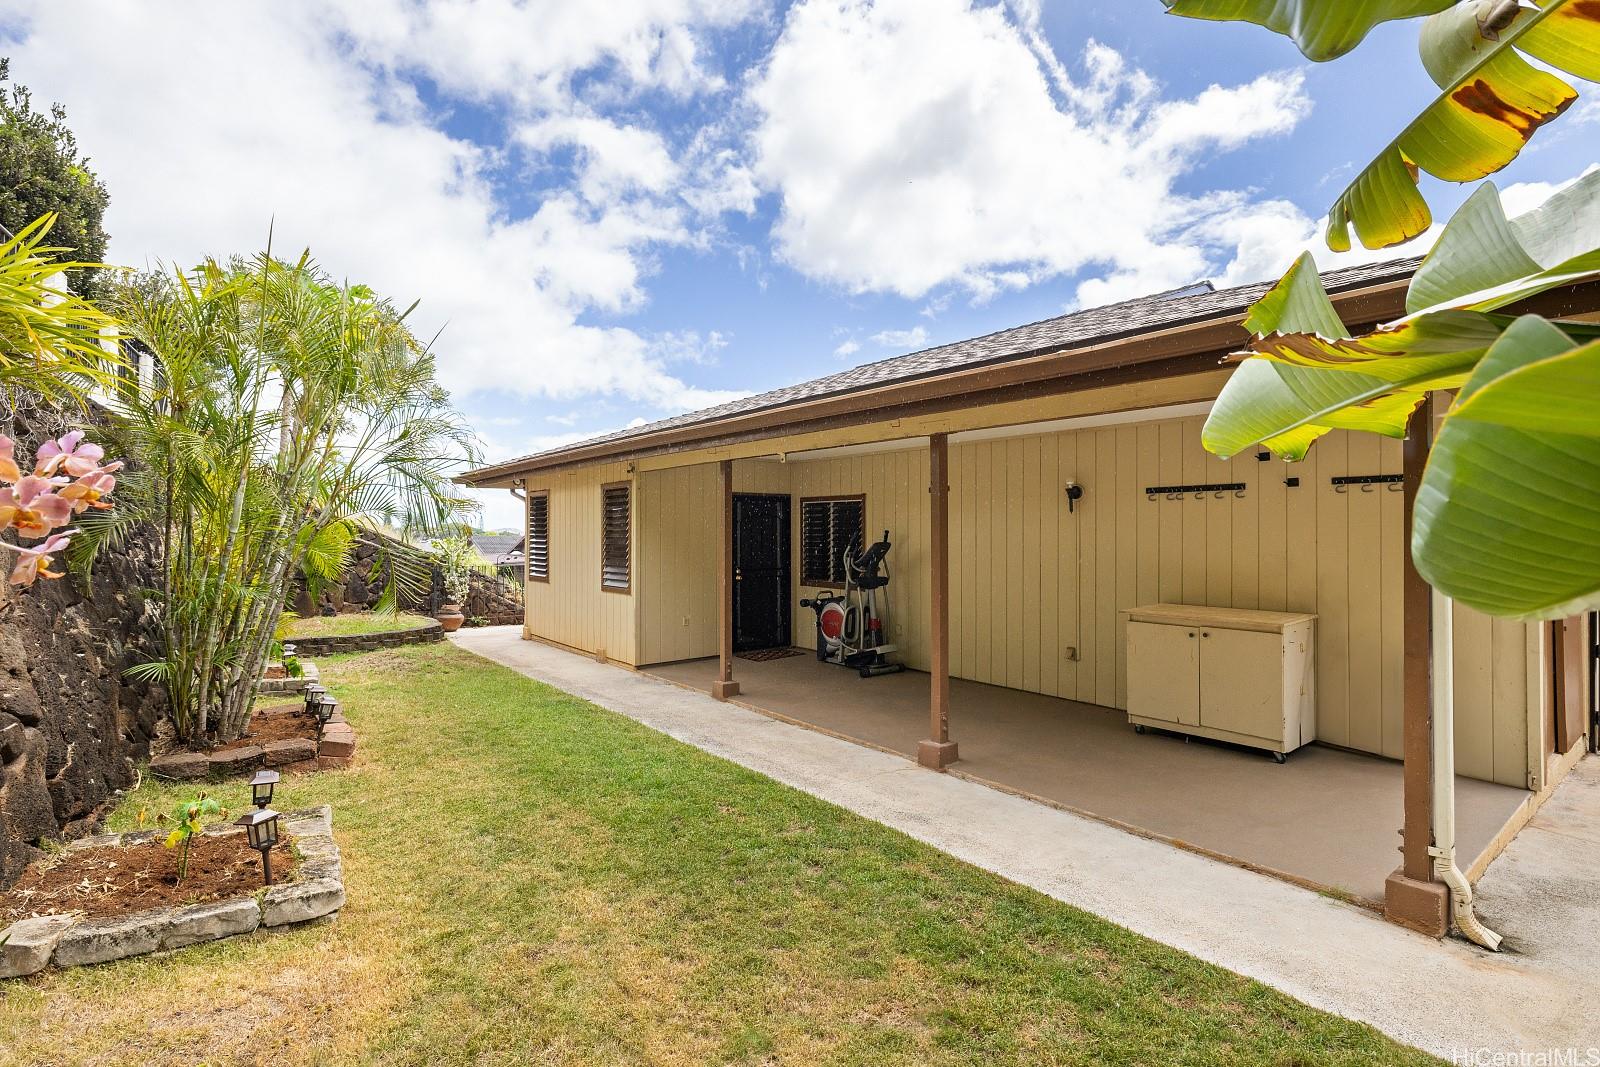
[452,627,1600,1059]
[648,652,1525,904]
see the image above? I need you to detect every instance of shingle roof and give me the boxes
[477,256,1419,475]
[471,533,524,563]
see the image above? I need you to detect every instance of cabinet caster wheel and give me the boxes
[1271,751,1286,764]
[1133,724,1146,735]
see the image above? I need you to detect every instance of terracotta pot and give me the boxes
[436,604,465,633]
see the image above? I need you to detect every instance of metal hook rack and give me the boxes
[1144,482,1247,501]
[1331,474,1403,494]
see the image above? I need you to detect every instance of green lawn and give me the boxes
[284,611,437,639]
[0,643,1437,1066]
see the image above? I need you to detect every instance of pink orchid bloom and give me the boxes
[35,430,106,479]
[58,462,122,513]
[7,531,73,586]
[0,436,19,484]
[0,475,74,538]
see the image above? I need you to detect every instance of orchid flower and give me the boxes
[34,430,106,479]
[0,436,19,483]
[57,461,123,514]
[7,531,73,586]
[0,475,75,538]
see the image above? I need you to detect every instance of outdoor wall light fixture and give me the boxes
[250,768,280,810]
[302,682,327,717]
[234,807,282,885]
[1064,481,1084,513]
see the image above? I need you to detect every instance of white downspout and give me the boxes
[1430,588,1503,951]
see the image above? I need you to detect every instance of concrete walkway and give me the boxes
[452,628,1600,1059]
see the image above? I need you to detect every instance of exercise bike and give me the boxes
[799,530,905,677]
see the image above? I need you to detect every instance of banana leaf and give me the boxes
[1327,0,1599,251]
[1413,317,1600,618]
[1164,0,1454,61]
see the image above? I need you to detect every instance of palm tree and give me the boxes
[87,250,478,743]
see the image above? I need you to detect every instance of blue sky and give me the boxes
[2,1,1595,529]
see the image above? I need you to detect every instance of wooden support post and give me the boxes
[918,433,959,770]
[712,459,741,701]
[1385,397,1448,936]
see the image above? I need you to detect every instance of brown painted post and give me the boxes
[1384,397,1448,936]
[918,433,958,770]
[712,458,740,700]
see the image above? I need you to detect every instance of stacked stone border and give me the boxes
[287,618,444,657]
[258,659,320,697]
[148,699,357,781]
[1,806,344,979]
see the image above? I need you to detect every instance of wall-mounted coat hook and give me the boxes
[1360,481,1374,493]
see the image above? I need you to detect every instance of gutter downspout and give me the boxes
[506,479,530,641]
[1430,587,1503,951]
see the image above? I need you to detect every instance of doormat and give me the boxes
[736,647,807,662]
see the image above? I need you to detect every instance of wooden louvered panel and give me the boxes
[526,491,550,582]
[601,482,631,592]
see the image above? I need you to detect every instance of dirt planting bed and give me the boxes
[2,829,298,924]
[0,807,343,979]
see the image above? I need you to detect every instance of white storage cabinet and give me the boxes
[1123,604,1316,762]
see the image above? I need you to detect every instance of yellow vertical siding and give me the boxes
[523,462,637,665]
[596,409,1534,787]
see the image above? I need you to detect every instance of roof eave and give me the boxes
[457,272,1425,487]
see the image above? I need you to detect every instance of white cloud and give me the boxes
[869,326,929,349]
[748,0,1312,301]
[1499,164,1600,218]
[0,1,757,415]
[833,338,861,359]
[332,0,762,109]
[1168,163,1600,305]
[649,329,731,365]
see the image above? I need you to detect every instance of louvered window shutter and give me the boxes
[800,498,864,585]
[601,484,631,591]
[527,492,549,582]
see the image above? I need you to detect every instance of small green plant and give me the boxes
[162,793,224,884]
[432,533,477,605]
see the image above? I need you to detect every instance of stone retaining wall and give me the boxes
[287,619,444,657]
[1,806,344,979]
[0,395,168,888]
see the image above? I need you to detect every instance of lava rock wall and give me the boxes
[0,399,167,886]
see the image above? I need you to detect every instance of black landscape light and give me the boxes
[250,768,280,810]
[302,682,327,716]
[315,694,339,728]
[235,808,282,885]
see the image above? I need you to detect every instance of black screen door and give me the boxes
[733,493,791,652]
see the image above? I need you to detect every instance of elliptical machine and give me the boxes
[799,530,905,677]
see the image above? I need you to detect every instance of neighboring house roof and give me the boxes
[471,533,524,564]
[463,256,1423,484]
